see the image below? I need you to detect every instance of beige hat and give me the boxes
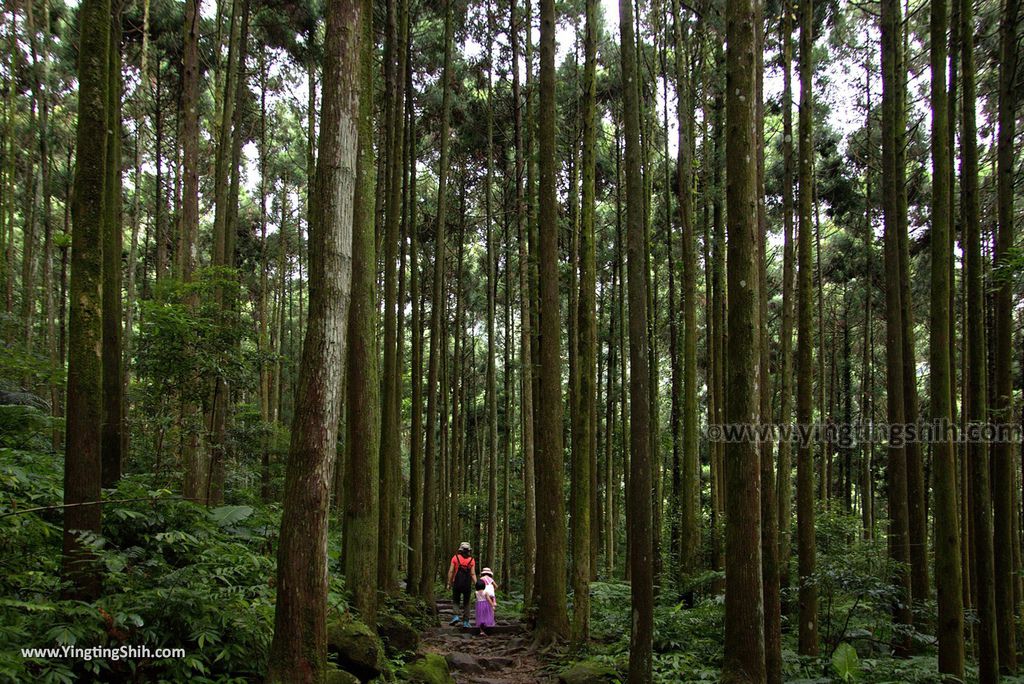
[480,568,493,577]
[458,541,471,551]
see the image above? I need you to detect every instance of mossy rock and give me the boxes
[385,593,434,629]
[399,654,455,684]
[326,665,362,684]
[557,659,619,684]
[327,617,387,682]
[377,612,420,654]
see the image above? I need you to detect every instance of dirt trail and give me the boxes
[420,599,552,683]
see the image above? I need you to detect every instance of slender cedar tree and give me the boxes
[880,0,913,650]
[339,0,380,622]
[206,0,242,506]
[379,0,408,593]
[344,0,380,626]
[777,0,796,598]
[407,56,425,590]
[486,0,499,572]
[62,0,109,602]
[180,0,203,502]
[420,0,454,601]
[265,0,360,674]
[993,0,1020,669]
[755,4,781,678]
[928,0,965,672]
[991,0,1015,667]
[671,0,700,585]
[618,0,652,674]
[101,8,123,490]
[962,0,997,672]
[534,0,570,644]
[796,0,818,656]
[571,0,598,645]
[511,0,537,607]
[722,0,768,677]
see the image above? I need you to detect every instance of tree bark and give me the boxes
[62,0,110,602]
[796,0,818,655]
[722,0,767,675]
[265,0,359,674]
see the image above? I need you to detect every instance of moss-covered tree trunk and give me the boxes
[379,0,408,594]
[796,0,818,656]
[880,0,913,651]
[722,0,767,676]
[961,0,996,673]
[993,0,1020,670]
[265,0,360,674]
[511,0,537,607]
[62,0,110,603]
[419,0,454,602]
[928,0,965,671]
[343,0,380,626]
[776,0,796,600]
[619,0,651,673]
[571,0,597,646]
[534,0,570,644]
[101,6,124,490]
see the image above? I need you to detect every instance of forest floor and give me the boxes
[420,598,554,683]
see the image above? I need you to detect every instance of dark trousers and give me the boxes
[452,587,471,621]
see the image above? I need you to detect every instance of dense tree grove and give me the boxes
[1,0,1023,680]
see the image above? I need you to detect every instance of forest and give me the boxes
[0,0,1022,678]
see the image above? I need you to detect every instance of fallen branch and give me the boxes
[0,495,183,520]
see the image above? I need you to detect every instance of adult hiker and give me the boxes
[446,541,476,628]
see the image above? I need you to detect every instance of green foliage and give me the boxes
[831,643,859,681]
[0,445,348,682]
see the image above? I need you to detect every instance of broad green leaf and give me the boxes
[208,505,254,527]
[832,642,859,682]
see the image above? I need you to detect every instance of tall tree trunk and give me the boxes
[265,0,360,674]
[419,0,455,602]
[722,0,767,675]
[62,0,110,602]
[180,0,203,501]
[571,0,597,645]
[796,0,818,655]
[755,4,781,679]
[993,0,1020,669]
[881,0,913,650]
[486,2,500,574]
[379,0,409,593]
[101,7,124,489]
[406,56,424,590]
[777,0,796,596]
[534,0,570,643]
[619,0,652,672]
[511,0,537,606]
[962,0,996,672]
[343,0,380,625]
[928,0,965,672]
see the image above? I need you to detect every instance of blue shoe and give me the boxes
[462,620,471,629]
[449,616,461,626]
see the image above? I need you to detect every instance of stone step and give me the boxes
[455,623,524,635]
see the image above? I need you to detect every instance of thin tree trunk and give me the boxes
[101,7,124,489]
[419,0,455,602]
[993,0,1020,669]
[797,0,818,654]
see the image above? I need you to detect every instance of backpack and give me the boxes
[453,555,474,592]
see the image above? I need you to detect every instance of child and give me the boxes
[474,578,496,635]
